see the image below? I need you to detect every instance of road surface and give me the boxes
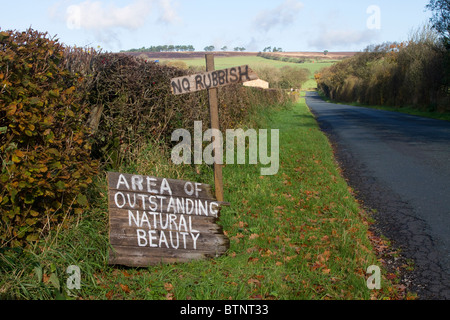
[305,91,450,299]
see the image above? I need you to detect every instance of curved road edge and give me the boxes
[304,91,450,300]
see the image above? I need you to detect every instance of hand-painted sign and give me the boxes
[107,172,229,267]
[170,65,259,95]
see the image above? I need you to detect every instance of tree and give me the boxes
[204,45,215,52]
[324,50,329,56]
[279,66,310,89]
[426,0,450,45]
[221,46,228,51]
[426,0,450,90]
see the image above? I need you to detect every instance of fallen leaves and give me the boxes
[310,250,332,274]
[164,282,174,291]
[247,278,261,287]
[367,231,390,254]
[164,282,175,300]
[249,233,259,240]
[230,233,245,243]
[248,257,259,263]
[120,283,131,293]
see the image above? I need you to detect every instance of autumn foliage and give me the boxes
[0,29,99,246]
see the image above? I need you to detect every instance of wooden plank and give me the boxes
[107,171,230,267]
[109,228,228,250]
[109,221,223,238]
[108,190,223,216]
[109,246,228,267]
[170,64,259,95]
[109,208,222,232]
[107,171,215,200]
[109,208,228,252]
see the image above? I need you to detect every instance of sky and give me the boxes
[1,0,433,52]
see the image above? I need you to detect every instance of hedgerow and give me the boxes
[316,26,449,112]
[1,28,292,247]
[0,29,99,247]
[64,48,292,168]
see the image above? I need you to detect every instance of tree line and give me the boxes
[120,45,251,53]
[121,45,195,53]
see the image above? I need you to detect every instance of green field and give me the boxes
[162,55,336,89]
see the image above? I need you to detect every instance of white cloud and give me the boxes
[308,28,380,50]
[253,0,303,33]
[306,7,382,51]
[65,0,152,31]
[48,0,181,48]
[54,0,182,31]
[158,0,181,24]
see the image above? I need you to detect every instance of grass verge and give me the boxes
[1,97,406,300]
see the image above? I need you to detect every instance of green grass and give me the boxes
[0,97,404,300]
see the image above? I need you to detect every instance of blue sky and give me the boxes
[1,0,433,52]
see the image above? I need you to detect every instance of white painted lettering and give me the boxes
[131,175,144,191]
[137,229,147,247]
[116,174,130,190]
[148,230,158,247]
[191,233,200,250]
[114,192,126,208]
[160,178,172,195]
[146,177,158,193]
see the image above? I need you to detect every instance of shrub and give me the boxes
[279,66,310,89]
[316,25,449,112]
[162,60,189,70]
[255,65,310,89]
[0,29,99,247]
[64,49,293,169]
[63,48,195,168]
[254,66,281,88]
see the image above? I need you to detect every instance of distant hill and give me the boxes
[122,51,256,59]
[268,52,357,60]
[122,51,357,60]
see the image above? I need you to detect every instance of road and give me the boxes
[305,91,450,299]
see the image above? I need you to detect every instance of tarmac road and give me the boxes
[305,91,450,299]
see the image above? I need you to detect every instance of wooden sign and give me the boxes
[170,56,259,202]
[107,172,230,267]
[170,64,259,95]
